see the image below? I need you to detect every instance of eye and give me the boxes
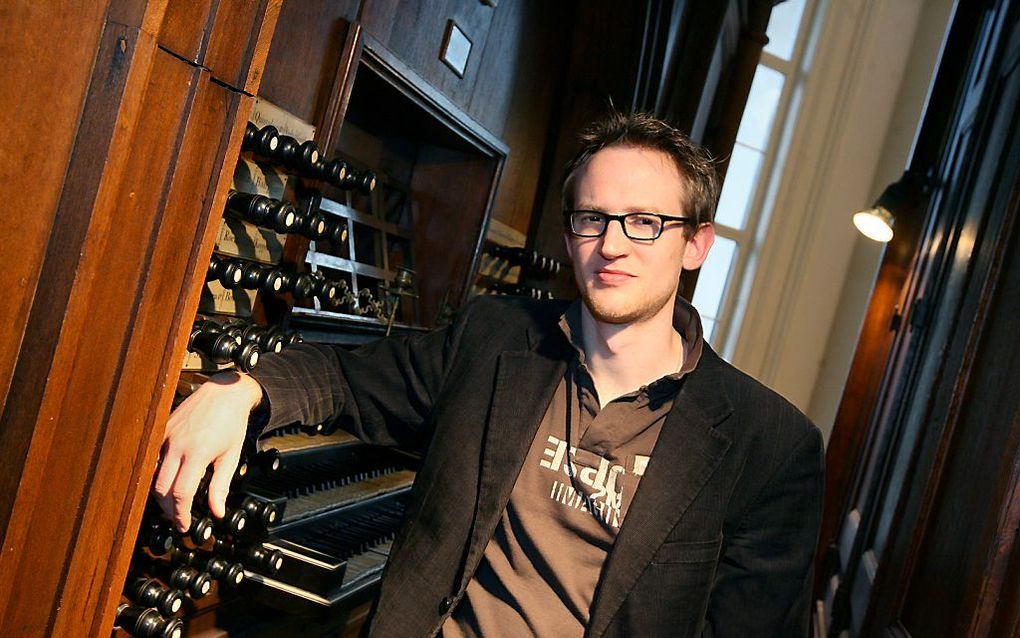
[628,214,657,226]
[579,212,605,223]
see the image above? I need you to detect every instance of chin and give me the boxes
[579,276,680,325]
[582,288,658,325]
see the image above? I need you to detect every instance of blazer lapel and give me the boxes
[586,349,735,637]
[458,336,568,590]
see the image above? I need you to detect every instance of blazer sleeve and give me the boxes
[703,423,825,638]
[247,299,474,451]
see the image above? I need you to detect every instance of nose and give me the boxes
[598,218,630,259]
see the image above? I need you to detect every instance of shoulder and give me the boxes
[698,343,821,462]
[455,295,570,335]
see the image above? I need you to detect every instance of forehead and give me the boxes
[574,145,685,214]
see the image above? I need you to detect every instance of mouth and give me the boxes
[595,268,634,285]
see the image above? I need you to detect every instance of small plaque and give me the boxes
[198,280,256,317]
[215,217,284,264]
[233,158,287,200]
[181,350,232,373]
[250,98,316,143]
[440,20,472,78]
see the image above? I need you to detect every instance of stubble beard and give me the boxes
[579,279,678,326]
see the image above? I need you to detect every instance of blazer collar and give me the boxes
[457,321,571,590]
[586,344,734,637]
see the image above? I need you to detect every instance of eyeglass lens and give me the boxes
[570,212,663,240]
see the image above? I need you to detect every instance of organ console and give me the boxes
[116,28,489,635]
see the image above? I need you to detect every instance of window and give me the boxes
[694,0,823,347]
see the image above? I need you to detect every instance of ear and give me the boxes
[563,230,575,262]
[682,223,715,270]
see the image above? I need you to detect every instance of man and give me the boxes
[156,112,824,637]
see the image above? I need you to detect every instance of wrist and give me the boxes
[209,370,265,412]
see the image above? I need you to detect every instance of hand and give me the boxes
[153,371,264,532]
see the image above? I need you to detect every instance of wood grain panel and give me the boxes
[0,16,162,619]
[260,0,361,124]
[86,80,251,638]
[0,0,110,452]
[159,0,215,62]
[0,43,191,636]
[205,0,282,92]
[412,145,500,322]
[360,0,496,113]
[472,0,571,235]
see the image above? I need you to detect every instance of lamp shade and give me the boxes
[853,207,895,242]
[853,175,913,243]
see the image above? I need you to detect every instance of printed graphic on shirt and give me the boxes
[539,435,650,528]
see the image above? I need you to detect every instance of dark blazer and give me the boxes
[252,295,825,638]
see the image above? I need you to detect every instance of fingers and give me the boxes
[208,445,242,519]
[153,448,182,522]
[168,456,207,533]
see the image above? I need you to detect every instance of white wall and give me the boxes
[725,0,955,442]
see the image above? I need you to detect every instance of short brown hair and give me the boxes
[562,112,720,236]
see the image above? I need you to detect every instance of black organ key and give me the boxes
[250,448,281,473]
[212,506,249,536]
[228,493,282,527]
[257,328,287,354]
[242,122,279,156]
[114,604,184,638]
[266,200,299,233]
[273,135,321,175]
[185,515,215,546]
[125,576,185,617]
[309,272,340,303]
[139,520,175,557]
[338,168,376,193]
[356,170,377,194]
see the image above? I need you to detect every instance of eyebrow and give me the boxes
[573,203,671,214]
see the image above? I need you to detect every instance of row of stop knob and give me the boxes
[188,316,302,372]
[482,281,555,300]
[485,244,564,278]
[242,122,376,194]
[207,254,349,301]
[226,190,349,243]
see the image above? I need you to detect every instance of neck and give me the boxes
[579,300,684,408]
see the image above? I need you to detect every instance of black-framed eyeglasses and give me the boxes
[564,209,695,240]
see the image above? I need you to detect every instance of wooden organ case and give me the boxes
[1,0,558,636]
[121,7,514,638]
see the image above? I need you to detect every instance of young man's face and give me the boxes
[564,145,714,325]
